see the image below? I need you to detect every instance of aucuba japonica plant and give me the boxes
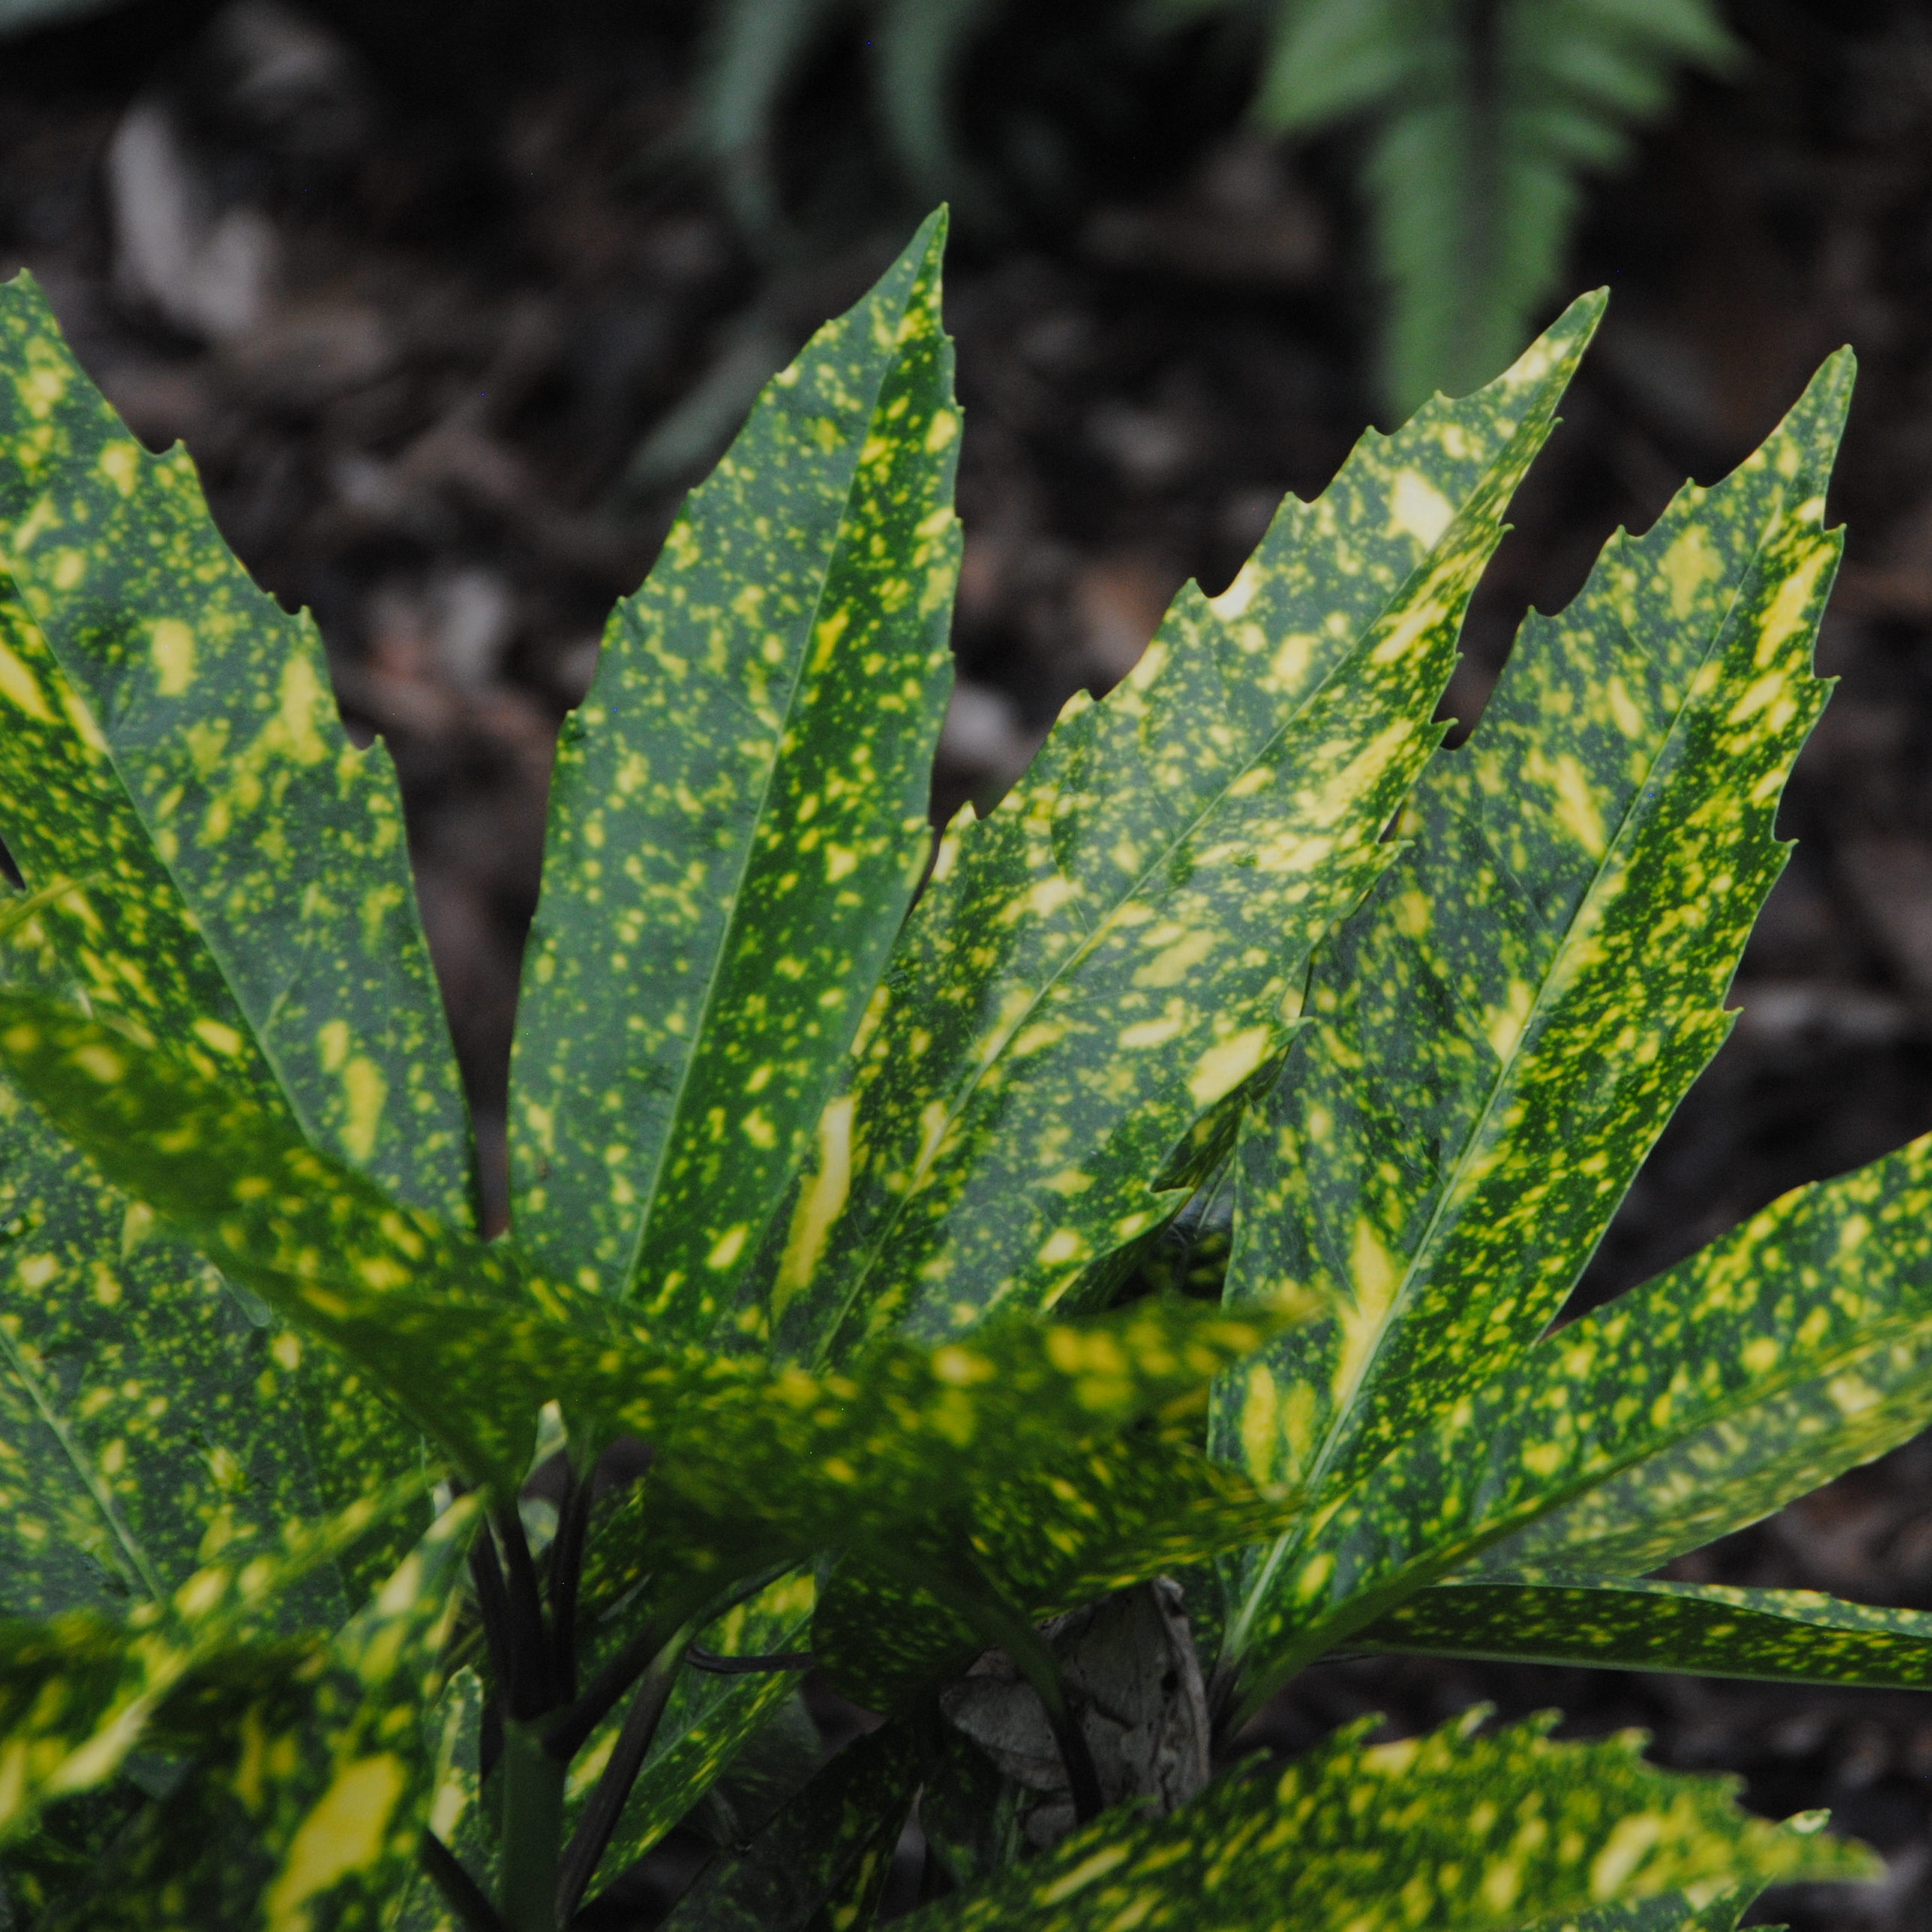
[0,209,1918,1932]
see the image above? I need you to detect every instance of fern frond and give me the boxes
[1242,0,1738,411]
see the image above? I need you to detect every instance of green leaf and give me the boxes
[26,1497,479,1932]
[905,1710,1870,1932]
[0,984,558,1498]
[0,1072,420,1627]
[659,1714,938,1932]
[811,1431,1296,1712]
[391,1666,491,1932]
[1223,1124,1932,1716]
[1465,1321,1932,1590]
[1214,350,1851,1695]
[0,271,471,1223]
[509,212,961,1340]
[1357,1578,1932,1690]
[0,980,1293,1591]
[0,1476,438,1850]
[774,294,1605,1365]
[569,1567,819,1897]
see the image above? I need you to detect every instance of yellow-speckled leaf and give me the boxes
[25,1497,478,1932]
[0,980,1292,1603]
[771,296,1605,1364]
[0,1072,422,1629]
[510,213,960,1340]
[1224,1130,1932,1710]
[570,1567,818,1897]
[1214,351,1851,1688]
[0,1474,434,1853]
[0,986,567,1497]
[811,1431,1299,1712]
[904,1711,1871,1932]
[1357,1577,1932,1689]
[390,1666,489,1932]
[658,1714,938,1932]
[0,273,471,1225]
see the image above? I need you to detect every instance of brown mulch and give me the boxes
[8,0,1932,1924]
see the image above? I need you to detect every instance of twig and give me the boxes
[547,1471,594,1701]
[685,1643,814,1675]
[495,1508,554,1717]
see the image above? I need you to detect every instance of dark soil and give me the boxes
[6,0,1932,1924]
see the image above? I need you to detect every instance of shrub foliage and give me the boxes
[0,216,1912,1932]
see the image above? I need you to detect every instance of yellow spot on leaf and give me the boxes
[1187,1025,1271,1107]
[263,1754,407,1932]
[340,1057,386,1163]
[706,1225,748,1272]
[1389,468,1455,548]
[0,638,53,722]
[151,619,195,695]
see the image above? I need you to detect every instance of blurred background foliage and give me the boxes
[693,0,1738,410]
[5,2,1932,1927]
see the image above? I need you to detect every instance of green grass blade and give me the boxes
[774,295,1605,1365]
[0,274,472,1223]
[907,1711,1871,1932]
[1214,352,1851,1670]
[1358,1577,1932,1691]
[509,214,960,1340]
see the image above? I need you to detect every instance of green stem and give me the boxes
[499,1720,567,1932]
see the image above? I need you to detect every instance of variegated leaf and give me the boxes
[0,982,1296,1611]
[0,272,471,1223]
[569,1567,817,1898]
[1221,1128,1932,1714]
[391,1666,489,1932]
[658,1714,938,1932]
[812,1432,1297,1712]
[0,1073,421,1627]
[510,212,960,1339]
[904,1711,1871,1932]
[0,1476,432,1850]
[27,1497,477,1932]
[1214,351,1852,1697]
[1215,348,1847,1508]
[770,296,1605,1364]
[0,985,560,1497]
[1358,1578,1932,1689]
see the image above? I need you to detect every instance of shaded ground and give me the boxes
[7,0,1932,1923]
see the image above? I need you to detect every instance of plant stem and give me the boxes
[496,1508,555,1716]
[500,1719,568,1932]
[552,1631,688,1925]
[547,1468,594,1702]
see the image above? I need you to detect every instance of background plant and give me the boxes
[0,211,1921,1932]
[694,0,1736,408]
